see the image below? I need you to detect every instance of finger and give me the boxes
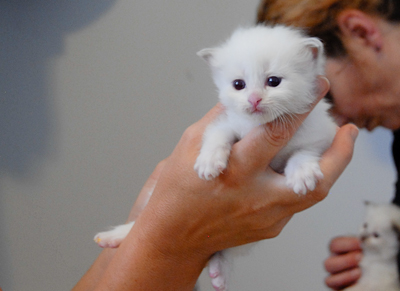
[230,77,329,174]
[261,123,358,216]
[317,124,359,194]
[126,160,167,222]
[324,251,363,274]
[325,268,361,290]
[316,76,330,99]
[329,236,362,255]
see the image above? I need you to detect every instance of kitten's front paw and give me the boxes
[94,222,134,248]
[194,148,230,180]
[285,155,323,195]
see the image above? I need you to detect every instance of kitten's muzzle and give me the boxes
[248,92,264,113]
[248,92,262,107]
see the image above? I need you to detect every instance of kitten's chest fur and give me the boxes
[348,259,400,291]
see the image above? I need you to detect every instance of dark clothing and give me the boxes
[393,130,400,205]
[391,130,400,278]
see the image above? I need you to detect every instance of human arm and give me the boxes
[74,77,358,291]
[72,161,165,291]
[324,236,363,290]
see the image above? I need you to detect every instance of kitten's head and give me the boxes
[198,25,325,123]
[360,202,400,258]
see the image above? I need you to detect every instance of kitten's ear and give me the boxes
[302,37,324,61]
[197,48,218,67]
[392,220,400,233]
[364,200,378,210]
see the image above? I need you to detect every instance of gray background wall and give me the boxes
[0,1,396,290]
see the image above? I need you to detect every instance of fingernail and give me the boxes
[350,126,359,142]
[320,76,330,88]
[318,76,330,96]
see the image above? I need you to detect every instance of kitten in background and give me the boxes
[94,25,337,291]
[343,202,400,291]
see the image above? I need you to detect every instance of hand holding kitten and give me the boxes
[88,85,357,290]
[92,25,358,291]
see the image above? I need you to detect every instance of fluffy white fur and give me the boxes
[344,202,400,291]
[194,25,336,196]
[94,25,337,291]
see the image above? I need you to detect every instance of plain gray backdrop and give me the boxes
[0,1,396,290]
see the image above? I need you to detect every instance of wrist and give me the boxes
[132,208,212,269]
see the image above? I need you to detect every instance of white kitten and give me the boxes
[344,202,400,291]
[94,25,336,291]
[194,25,336,195]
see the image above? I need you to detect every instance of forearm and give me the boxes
[72,249,117,291]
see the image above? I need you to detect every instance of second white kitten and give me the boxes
[343,202,400,291]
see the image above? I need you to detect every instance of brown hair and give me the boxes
[257,0,400,57]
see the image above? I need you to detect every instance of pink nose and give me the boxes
[248,93,262,107]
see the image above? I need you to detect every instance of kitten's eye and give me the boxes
[233,79,246,90]
[266,76,282,87]
[373,232,380,238]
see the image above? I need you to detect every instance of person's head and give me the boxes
[257,0,400,130]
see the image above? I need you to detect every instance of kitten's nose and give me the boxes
[248,93,262,107]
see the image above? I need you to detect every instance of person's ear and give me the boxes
[337,9,383,52]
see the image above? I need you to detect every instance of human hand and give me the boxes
[131,76,358,257]
[324,236,363,290]
[93,76,359,291]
